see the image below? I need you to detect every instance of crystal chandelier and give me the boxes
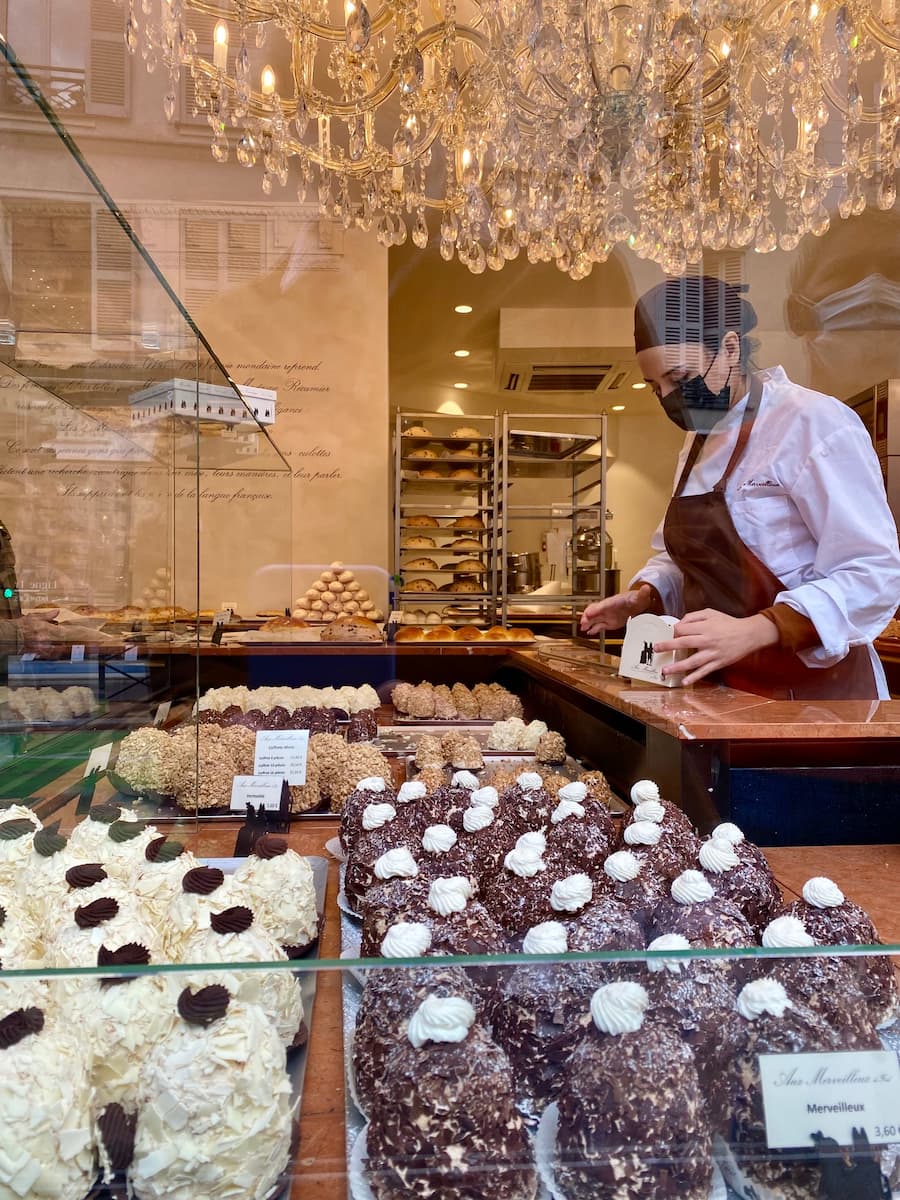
[125,0,899,278]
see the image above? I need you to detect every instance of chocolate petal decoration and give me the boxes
[97,1103,137,1172]
[33,827,68,857]
[145,835,185,863]
[74,897,119,928]
[182,866,225,895]
[0,818,34,841]
[109,820,147,844]
[210,906,254,935]
[253,834,288,860]
[0,904,6,928]
[97,942,151,968]
[65,863,108,889]
[88,804,122,825]
[177,984,230,1027]
[0,1006,44,1049]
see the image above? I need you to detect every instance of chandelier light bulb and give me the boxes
[454,305,473,313]
[453,382,469,388]
[213,21,229,71]
[260,64,276,96]
[454,349,470,358]
[720,39,731,58]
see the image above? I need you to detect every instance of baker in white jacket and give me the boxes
[581,274,900,700]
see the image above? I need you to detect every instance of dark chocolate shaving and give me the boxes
[210,906,254,935]
[0,904,5,927]
[65,862,108,889]
[182,866,225,895]
[97,1103,137,1172]
[253,834,288,860]
[88,804,122,825]
[108,820,146,844]
[74,897,119,928]
[0,1007,44,1049]
[33,827,68,857]
[177,984,230,1027]
[145,836,185,863]
[0,818,33,841]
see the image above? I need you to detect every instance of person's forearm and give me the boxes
[759,603,820,653]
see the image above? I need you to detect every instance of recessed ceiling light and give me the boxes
[631,381,647,390]
[454,349,470,358]
[453,382,469,389]
[454,305,473,314]
[611,404,626,411]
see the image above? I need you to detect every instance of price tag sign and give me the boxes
[70,644,85,662]
[230,775,284,812]
[253,729,309,785]
[153,701,172,727]
[83,743,113,777]
[759,1050,900,1149]
[20,652,36,662]
[124,645,139,661]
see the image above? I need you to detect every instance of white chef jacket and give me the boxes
[631,366,900,698]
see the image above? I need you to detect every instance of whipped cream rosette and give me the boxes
[130,985,295,1200]
[648,870,756,950]
[0,1004,94,1200]
[230,834,318,955]
[179,906,305,1048]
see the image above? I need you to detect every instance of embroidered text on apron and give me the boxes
[662,375,877,700]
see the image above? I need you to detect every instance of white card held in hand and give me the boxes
[618,613,691,689]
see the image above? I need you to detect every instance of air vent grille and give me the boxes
[527,364,612,392]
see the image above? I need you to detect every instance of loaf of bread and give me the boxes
[404,578,439,593]
[406,514,440,527]
[451,515,485,531]
[402,535,437,549]
[403,557,440,571]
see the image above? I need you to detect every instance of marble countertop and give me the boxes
[510,643,900,741]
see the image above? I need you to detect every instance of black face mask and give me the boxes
[659,361,734,433]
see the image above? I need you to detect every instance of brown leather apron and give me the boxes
[662,374,877,700]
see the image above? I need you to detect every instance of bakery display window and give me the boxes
[0,39,292,827]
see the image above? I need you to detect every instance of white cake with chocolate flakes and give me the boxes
[0,1002,95,1200]
[129,985,295,1200]
[366,994,537,1200]
[554,982,713,1200]
[230,834,318,955]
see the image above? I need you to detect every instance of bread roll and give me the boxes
[454,624,483,642]
[328,580,344,594]
[402,535,437,549]
[453,558,486,574]
[451,426,482,439]
[404,425,432,437]
[483,626,511,641]
[445,537,484,552]
[451,515,485,531]
[403,557,440,571]
[423,625,455,641]
[406,514,440,527]
[404,578,438,594]
[395,626,425,642]
[321,571,335,583]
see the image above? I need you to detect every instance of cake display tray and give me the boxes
[85,854,328,1200]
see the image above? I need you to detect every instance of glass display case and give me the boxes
[0,34,292,826]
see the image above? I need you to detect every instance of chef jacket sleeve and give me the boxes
[629,515,685,617]
[775,423,900,668]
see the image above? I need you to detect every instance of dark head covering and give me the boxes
[634,275,757,361]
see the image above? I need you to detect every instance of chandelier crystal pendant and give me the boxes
[125,0,898,277]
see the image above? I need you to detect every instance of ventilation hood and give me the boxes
[497,307,639,398]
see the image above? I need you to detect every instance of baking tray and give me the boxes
[85,854,328,1200]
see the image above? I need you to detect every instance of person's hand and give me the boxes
[654,609,779,685]
[580,584,656,636]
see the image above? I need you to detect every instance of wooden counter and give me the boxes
[502,645,900,844]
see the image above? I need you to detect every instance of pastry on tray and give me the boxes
[445,536,485,552]
[404,578,439,593]
[402,535,437,549]
[450,514,485,531]
[403,557,440,571]
[406,514,440,527]
[320,615,383,643]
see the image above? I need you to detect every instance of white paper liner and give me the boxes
[348,1125,375,1200]
[325,836,346,862]
[540,1104,726,1200]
